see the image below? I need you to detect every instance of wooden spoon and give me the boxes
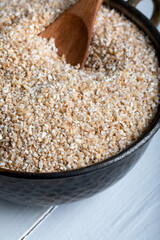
[39,0,103,68]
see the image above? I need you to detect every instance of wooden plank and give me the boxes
[0,201,50,240]
[25,130,160,240]
[136,0,153,19]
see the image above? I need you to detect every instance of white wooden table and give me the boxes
[0,3,160,240]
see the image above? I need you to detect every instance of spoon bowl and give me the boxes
[39,0,103,68]
[40,14,88,66]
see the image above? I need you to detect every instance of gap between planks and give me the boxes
[20,206,57,240]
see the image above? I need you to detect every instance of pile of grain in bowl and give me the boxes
[0,0,159,173]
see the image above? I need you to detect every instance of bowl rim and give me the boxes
[0,0,160,179]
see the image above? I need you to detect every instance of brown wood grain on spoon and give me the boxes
[39,0,103,68]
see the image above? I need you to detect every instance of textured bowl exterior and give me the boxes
[0,141,151,206]
[0,0,160,206]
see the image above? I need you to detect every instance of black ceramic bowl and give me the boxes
[0,0,160,206]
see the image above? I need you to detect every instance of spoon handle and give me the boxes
[68,0,103,30]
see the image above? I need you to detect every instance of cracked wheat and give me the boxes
[0,0,159,172]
